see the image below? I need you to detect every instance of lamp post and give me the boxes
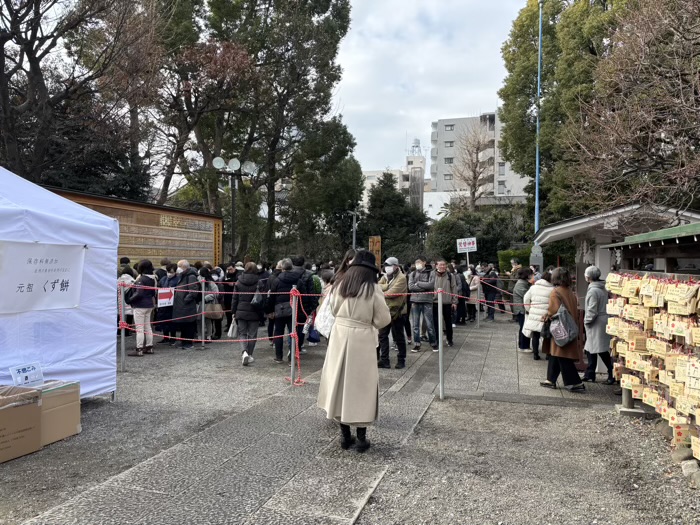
[347,211,358,250]
[530,0,545,271]
[213,157,257,260]
[534,0,544,234]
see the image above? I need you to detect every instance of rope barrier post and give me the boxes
[201,280,206,349]
[290,286,298,384]
[476,285,480,329]
[438,288,445,401]
[120,284,126,373]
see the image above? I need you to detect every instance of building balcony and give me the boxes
[430,164,437,175]
[430,148,437,159]
[430,131,437,142]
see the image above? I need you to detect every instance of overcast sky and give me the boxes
[334,0,525,172]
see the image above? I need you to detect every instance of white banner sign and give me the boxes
[456,237,477,254]
[0,241,86,314]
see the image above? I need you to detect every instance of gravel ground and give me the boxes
[356,399,699,525]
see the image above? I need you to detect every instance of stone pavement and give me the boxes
[14,314,619,525]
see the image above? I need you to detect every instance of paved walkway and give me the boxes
[16,315,620,525]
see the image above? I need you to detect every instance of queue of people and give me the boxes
[118,251,615,454]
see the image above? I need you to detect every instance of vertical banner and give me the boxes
[0,241,86,314]
[369,236,382,265]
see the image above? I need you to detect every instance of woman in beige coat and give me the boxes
[317,250,391,452]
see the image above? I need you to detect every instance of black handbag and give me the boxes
[541,319,552,339]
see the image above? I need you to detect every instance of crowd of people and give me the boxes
[117,251,614,450]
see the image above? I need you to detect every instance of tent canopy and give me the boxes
[0,168,119,397]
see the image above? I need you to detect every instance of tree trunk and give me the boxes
[264,176,276,261]
[128,102,140,171]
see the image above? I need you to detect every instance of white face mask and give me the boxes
[212,275,219,281]
[257,264,262,271]
[385,266,395,275]
[176,267,184,274]
[415,264,424,271]
[167,272,176,278]
[311,265,317,272]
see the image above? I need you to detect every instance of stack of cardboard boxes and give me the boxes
[0,381,81,464]
[606,274,700,451]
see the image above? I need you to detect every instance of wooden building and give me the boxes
[50,188,223,265]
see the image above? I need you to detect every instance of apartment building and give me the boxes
[429,112,527,204]
[361,139,426,210]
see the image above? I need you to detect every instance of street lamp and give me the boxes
[213,156,257,260]
[534,0,544,234]
[347,211,358,250]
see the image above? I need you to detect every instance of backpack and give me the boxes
[550,291,579,346]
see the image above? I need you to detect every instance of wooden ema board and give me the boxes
[608,273,700,442]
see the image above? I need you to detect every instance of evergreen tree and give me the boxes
[361,173,428,264]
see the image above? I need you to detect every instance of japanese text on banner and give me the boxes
[0,241,86,314]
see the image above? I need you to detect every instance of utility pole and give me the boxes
[348,211,358,250]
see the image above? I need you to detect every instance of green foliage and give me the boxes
[499,0,624,226]
[425,206,530,266]
[361,172,429,264]
[497,248,532,275]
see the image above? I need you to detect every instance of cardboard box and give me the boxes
[0,386,41,464]
[35,381,81,446]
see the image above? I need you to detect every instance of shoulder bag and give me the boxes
[549,291,579,346]
[315,292,335,338]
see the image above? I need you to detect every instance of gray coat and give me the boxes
[512,279,531,315]
[583,280,611,355]
[408,268,435,303]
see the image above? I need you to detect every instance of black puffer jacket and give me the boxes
[231,272,261,321]
[269,270,302,317]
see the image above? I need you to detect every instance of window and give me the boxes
[444,174,453,181]
[497,181,506,195]
[444,157,454,164]
[487,139,496,149]
[407,160,413,165]
[444,141,454,148]
[445,124,455,131]
[498,162,506,177]
[402,174,410,182]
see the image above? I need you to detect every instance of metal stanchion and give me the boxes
[120,284,126,373]
[201,280,206,349]
[438,288,445,401]
[290,286,298,383]
[476,286,481,325]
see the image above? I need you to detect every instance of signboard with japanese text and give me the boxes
[9,362,44,387]
[456,237,477,254]
[0,241,86,314]
[158,288,175,308]
[369,236,382,267]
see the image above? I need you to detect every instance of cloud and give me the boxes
[334,0,524,172]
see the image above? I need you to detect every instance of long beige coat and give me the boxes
[317,284,391,426]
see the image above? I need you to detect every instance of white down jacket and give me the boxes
[522,279,554,337]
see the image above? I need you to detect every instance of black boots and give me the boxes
[340,424,370,452]
[340,424,355,450]
[356,427,370,453]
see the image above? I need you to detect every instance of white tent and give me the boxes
[0,168,119,397]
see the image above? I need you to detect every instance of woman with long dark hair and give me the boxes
[317,251,391,453]
[330,248,356,284]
